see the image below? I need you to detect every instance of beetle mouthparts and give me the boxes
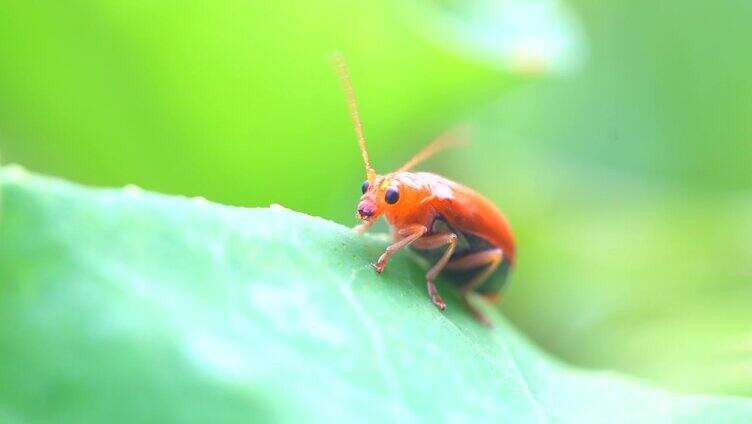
[356,200,376,220]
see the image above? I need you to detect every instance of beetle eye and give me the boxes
[361,180,369,194]
[385,187,400,204]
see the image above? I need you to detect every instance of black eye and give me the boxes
[385,187,400,204]
[361,180,369,194]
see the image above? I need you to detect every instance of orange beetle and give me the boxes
[335,55,516,323]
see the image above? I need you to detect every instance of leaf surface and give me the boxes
[0,167,750,423]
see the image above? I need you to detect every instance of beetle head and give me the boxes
[356,175,403,222]
[356,175,387,222]
[335,53,465,225]
[356,173,433,225]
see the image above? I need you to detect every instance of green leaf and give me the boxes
[1,166,751,423]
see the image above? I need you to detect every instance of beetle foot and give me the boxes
[374,256,387,273]
[431,294,446,311]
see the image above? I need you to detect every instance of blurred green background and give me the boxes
[1,0,751,397]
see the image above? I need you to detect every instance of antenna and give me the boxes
[397,126,470,173]
[333,53,376,184]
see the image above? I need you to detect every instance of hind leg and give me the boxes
[446,248,503,324]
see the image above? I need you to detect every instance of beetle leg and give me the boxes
[446,248,503,325]
[447,248,504,294]
[374,224,427,273]
[353,219,375,234]
[411,233,458,311]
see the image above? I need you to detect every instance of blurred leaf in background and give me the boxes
[0,0,751,403]
[0,0,584,221]
[0,0,512,219]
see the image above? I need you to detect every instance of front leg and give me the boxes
[353,219,375,234]
[374,224,427,273]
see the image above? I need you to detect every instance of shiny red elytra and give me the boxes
[335,55,516,324]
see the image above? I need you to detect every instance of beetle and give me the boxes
[335,54,516,324]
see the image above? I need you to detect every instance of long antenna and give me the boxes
[333,53,376,184]
[397,126,470,173]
